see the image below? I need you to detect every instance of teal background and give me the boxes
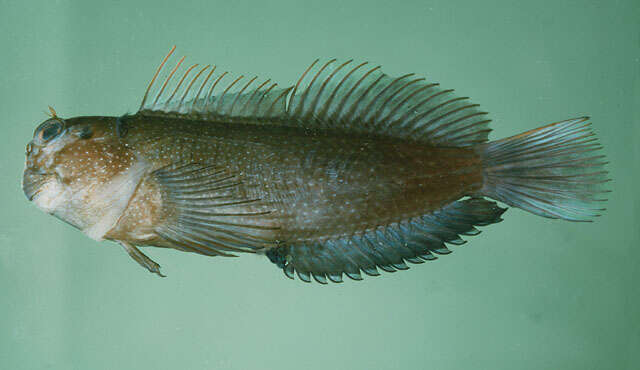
[1,0,638,369]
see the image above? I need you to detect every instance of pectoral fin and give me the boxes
[152,162,279,257]
[118,241,166,277]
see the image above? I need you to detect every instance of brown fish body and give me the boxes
[105,115,483,247]
[23,49,608,282]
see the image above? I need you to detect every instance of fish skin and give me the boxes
[24,116,138,236]
[23,113,482,247]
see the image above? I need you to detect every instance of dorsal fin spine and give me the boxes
[444,124,492,145]
[424,104,486,138]
[165,63,198,109]
[179,64,210,110]
[229,76,257,115]
[371,77,425,129]
[342,71,384,127]
[138,52,492,147]
[191,65,217,111]
[241,79,270,113]
[319,61,366,120]
[290,59,319,112]
[153,55,185,107]
[429,111,488,140]
[377,77,426,124]
[403,89,453,132]
[360,73,414,125]
[409,96,469,135]
[330,65,379,125]
[267,86,293,117]
[254,83,277,116]
[431,116,489,144]
[217,75,244,113]
[294,59,336,118]
[307,59,352,121]
[384,83,438,131]
[204,71,228,111]
[421,102,475,135]
[140,45,176,110]
[387,83,439,130]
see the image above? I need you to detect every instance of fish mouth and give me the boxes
[22,168,49,201]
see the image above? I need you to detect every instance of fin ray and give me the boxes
[267,198,507,283]
[153,162,278,257]
[139,48,290,121]
[479,117,609,221]
[286,58,490,146]
[138,49,491,146]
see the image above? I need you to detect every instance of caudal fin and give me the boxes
[478,117,610,221]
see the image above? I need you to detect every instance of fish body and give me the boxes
[23,49,609,282]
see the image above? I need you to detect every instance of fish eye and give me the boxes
[34,119,65,144]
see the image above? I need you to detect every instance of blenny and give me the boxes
[22,47,609,282]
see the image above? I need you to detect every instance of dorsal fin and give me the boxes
[287,58,492,146]
[138,46,291,120]
[137,48,492,147]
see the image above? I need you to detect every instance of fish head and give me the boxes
[23,114,140,235]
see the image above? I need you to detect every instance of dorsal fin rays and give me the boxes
[152,55,185,107]
[191,65,216,111]
[139,45,176,110]
[180,65,211,109]
[138,47,290,121]
[164,63,199,110]
[138,49,491,146]
[286,58,491,146]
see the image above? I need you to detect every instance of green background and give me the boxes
[1,0,638,369]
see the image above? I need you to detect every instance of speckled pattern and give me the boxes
[121,116,484,246]
[22,112,484,276]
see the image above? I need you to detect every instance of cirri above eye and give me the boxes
[34,119,64,144]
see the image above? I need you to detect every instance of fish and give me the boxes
[22,46,609,283]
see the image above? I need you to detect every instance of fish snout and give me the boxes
[22,167,47,201]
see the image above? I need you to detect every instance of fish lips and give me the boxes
[22,168,48,201]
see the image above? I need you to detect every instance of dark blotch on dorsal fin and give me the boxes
[267,198,506,284]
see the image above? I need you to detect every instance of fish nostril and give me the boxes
[26,142,33,155]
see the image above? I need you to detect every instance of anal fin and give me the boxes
[267,198,506,284]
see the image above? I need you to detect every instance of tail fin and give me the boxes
[478,117,610,221]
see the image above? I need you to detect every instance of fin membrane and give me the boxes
[287,59,491,146]
[139,46,291,120]
[266,198,506,284]
[479,117,609,221]
[153,162,279,257]
[137,49,491,147]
